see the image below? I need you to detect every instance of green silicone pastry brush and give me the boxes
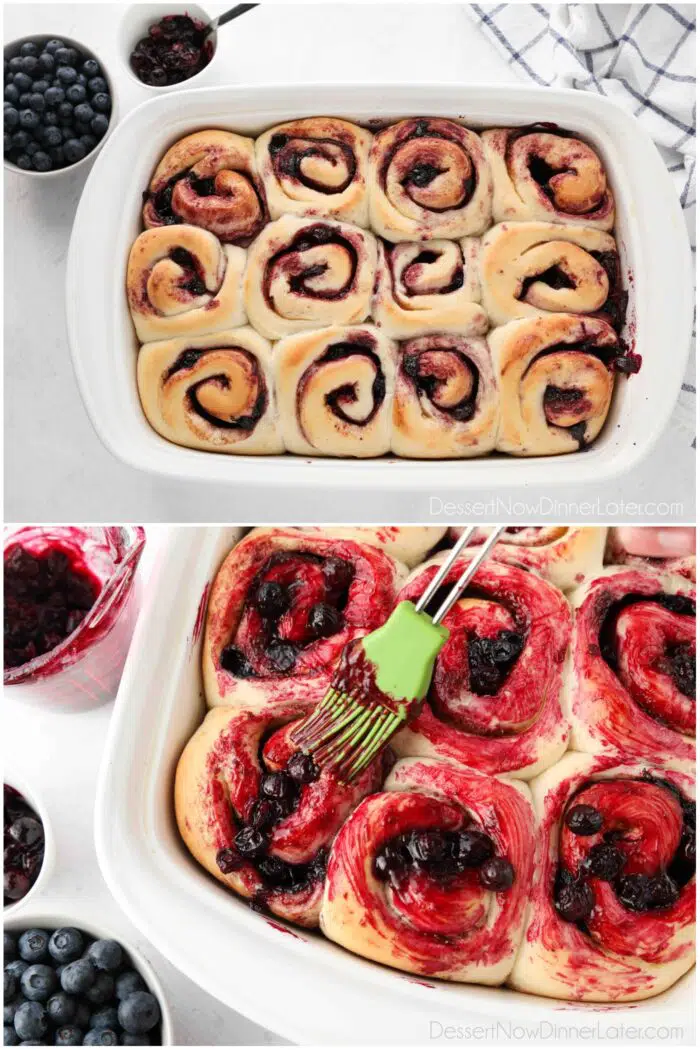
[292,525,504,781]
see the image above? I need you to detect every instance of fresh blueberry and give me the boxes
[90,113,108,137]
[20,964,58,1002]
[5,83,20,103]
[55,48,78,67]
[79,134,97,152]
[57,101,73,120]
[4,1000,20,1026]
[12,129,30,148]
[87,941,123,974]
[15,152,33,170]
[60,959,96,996]
[65,83,85,104]
[91,93,111,114]
[89,1007,119,1031]
[73,1001,91,1029]
[63,138,86,163]
[56,66,77,85]
[41,125,62,147]
[13,1002,48,1042]
[28,93,45,112]
[31,150,52,171]
[81,59,100,77]
[61,126,75,142]
[54,1026,84,1046]
[84,1029,119,1046]
[4,968,17,1000]
[38,53,55,74]
[18,92,33,108]
[19,109,39,130]
[25,140,40,156]
[18,930,50,964]
[4,931,18,960]
[19,42,39,58]
[4,131,13,152]
[119,1037,149,1047]
[117,993,160,1035]
[46,992,76,1026]
[87,77,107,95]
[13,72,33,92]
[8,56,24,73]
[44,40,65,55]
[45,85,65,106]
[73,103,94,123]
[31,80,49,95]
[49,145,64,166]
[20,56,39,76]
[4,105,20,127]
[42,109,58,125]
[85,973,114,1006]
[114,972,145,1002]
[4,1025,20,1046]
[49,928,84,964]
[5,959,30,981]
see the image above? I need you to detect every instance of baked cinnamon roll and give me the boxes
[243,215,377,340]
[373,239,488,338]
[509,753,695,1001]
[369,118,492,240]
[255,117,372,226]
[481,222,626,329]
[136,328,282,454]
[321,757,535,983]
[483,127,615,231]
[175,701,385,927]
[203,527,406,711]
[127,226,246,343]
[275,324,396,457]
[142,129,266,244]
[567,566,695,763]
[491,314,619,455]
[392,333,499,458]
[606,529,696,583]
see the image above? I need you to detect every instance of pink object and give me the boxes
[4,526,145,709]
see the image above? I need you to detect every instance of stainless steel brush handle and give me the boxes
[414,526,477,614]
[431,526,505,625]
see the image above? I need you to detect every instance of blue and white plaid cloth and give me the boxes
[468,3,696,441]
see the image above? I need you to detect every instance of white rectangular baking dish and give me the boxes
[94,528,694,1045]
[66,83,693,497]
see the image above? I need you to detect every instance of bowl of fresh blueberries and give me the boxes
[3,35,115,176]
[4,917,173,1046]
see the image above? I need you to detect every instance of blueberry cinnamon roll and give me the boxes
[369,118,492,241]
[321,757,535,983]
[447,526,607,591]
[567,566,695,763]
[510,753,695,1001]
[491,314,620,455]
[175,701,384,927]
[606,529,696,583]
[294,527,446,569]
[392,554,571,779]
[373,239,488,338]
[136,328,282,454]
[481,222,626,329]
[142,130,266,245]
[203,527,406,711]
[483,127,614,231]
[127,226,246,343]
[244,215,377,340]
[392,334,499,458]
[275,325,395,457]
[255,117,372,226]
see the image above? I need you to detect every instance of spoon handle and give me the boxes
[213,3,260,31]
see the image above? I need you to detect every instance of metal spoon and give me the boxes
[198,3,260,41]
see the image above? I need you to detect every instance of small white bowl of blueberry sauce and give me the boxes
[120,4,218,91]
[3,34,116,178]
[3,777,55,917]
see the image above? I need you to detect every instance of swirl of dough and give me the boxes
[567,565,696,762]
[491,314,619,455]
[480,222,624,327]
[274,324,396,457]
[369,118,493,240]
[244,215,377,340]
[142,129,266,244]
[373,239,488,338]
[127,225,246,343]
[255,117,372,225]
[483,127,615,230]
[392,333,499,458]
[510,753,695,1002]
[136,327,282,454]
[321,757,535,983]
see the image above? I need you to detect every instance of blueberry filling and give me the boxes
[167,247,207,296]
[597,592,696,693]
[543,385,586,410]
[4,545,99,669]
[4,786,45,905]
[268,225,358,303]
[270,136,357,194]
[189,174,216,197]
[590,250,629,332]
[403,162,445,188]
[402,351,478,422]
[373,826,514,890]
[215,749,324,893]
[520,264,577,298]
[565,803,603,835]
[527,153,565,195]
[467,630,524,695]
[401,249,465,295]
[129,15,213,88]
[188,373,267,432]
[661,641,695,699]
[314,342,386,424]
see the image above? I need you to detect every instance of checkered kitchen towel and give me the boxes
[468,3,696,441]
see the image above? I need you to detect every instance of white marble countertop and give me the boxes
[3,527,289,1046]
[4,2,694,523]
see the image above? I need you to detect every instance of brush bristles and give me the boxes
[291,684,403,781]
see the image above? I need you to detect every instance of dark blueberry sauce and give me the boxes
[269,133,357,194]
[402,350,478,423]
[374,825,514,891]
[4,785,45,905]
[130,15,213,88]
[316,342,386,424]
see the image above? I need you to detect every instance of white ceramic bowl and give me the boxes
[3,34,117,179]
[119,3,218,92]
[3,772,55,917]
[4,909,174,1044]
[94,528,694,1045]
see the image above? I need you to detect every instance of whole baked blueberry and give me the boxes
[20,963,58,1002]
[49,928,84,964]
[480,856,515,891]
[117,992,161,1035]
[555,875,594,923]
[564,804,603,836]
[60,958,96,996]
[18,930,50,964]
